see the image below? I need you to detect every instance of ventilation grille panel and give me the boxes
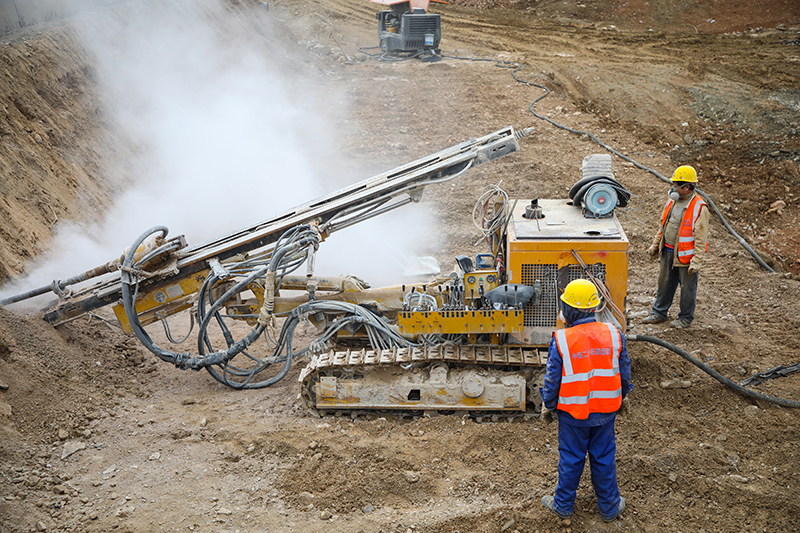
[521,264,557,327]
[520,263,607,327]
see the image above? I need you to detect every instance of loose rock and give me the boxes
[61,441,86,459]
[660,380,692,389]
[404,470,420,483]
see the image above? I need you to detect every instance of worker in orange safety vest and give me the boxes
[540,279,633,522]
[643,165,710,328]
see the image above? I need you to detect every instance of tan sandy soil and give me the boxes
[0,1,799,532]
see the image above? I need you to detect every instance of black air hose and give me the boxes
[120,226,190,365]
[120,225,265,372]
[626,334,800,408]
[506,68,776,273]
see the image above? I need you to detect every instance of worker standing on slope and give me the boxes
[540,279,632,522]
[643,165,709,328]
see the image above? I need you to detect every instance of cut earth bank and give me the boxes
[0,1,799,532]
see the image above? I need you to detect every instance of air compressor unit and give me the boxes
[372,0,441,59]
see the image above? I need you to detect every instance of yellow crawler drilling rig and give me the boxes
[2,126,631,419]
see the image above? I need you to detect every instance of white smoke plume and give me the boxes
[1,0,439,308]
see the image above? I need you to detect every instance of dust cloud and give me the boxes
[0,0,438,305]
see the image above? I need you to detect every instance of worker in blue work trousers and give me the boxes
[539,278,633,522]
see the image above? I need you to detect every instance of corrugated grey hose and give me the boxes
[626,334,800,408]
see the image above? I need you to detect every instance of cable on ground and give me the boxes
[627,334,800,408]
[435,51,776,273]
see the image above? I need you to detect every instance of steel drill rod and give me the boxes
[0,261,119,306]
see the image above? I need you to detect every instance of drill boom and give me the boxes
[8,126,525,325]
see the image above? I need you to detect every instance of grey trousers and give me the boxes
[651,249,698,323]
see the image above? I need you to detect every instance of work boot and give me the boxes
[541,495,572,519]
[670,318,691,329]
[601,496,626,522]
[641,313,667,324]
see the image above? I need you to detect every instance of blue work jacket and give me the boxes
[539,316,633,427]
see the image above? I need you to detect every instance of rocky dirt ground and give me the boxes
[1,0,800,532]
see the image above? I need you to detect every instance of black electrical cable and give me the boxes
[504,66,776,273]
[357,44,425,62]
[357,45,382,58]
[626,334,800,408]
[432,50,777,273]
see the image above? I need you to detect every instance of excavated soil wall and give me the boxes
[0,1,799,532]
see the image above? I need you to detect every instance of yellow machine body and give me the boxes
[397,309,524,335]
[15,126,636,415]
[505,198,629,346]
[392,198,628,352]
[113,269,209,334]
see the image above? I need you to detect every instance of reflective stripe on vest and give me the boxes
[555,322,622,419]
[660,195,707,264]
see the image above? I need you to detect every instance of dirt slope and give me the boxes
[0,24,133,281]
[1,1,800,532]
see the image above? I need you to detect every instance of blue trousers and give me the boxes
[554,420,621,518]
[652,248,698,323]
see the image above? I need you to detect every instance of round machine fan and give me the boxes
[581,183,618,217]
[570,175,630,208]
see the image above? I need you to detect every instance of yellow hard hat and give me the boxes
[671,165,698,183]
[560,279,600,310]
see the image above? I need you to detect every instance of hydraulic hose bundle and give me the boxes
[120,225,274,378]
[121,224,414,389]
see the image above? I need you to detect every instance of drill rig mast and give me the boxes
[3,125,631,417]
[2,127,533,393]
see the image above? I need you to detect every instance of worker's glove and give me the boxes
[647,244,660,258]
[541,406,554,424]
[617,397,631,417]
[688,263,700,276]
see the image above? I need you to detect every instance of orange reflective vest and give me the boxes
[555,321,622,419]
[660,194,707,264]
